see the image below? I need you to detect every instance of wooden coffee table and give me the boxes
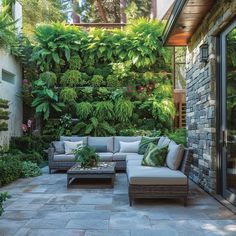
[67,162,116,188]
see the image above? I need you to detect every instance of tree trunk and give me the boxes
[95,0,108,22]
[150,0,157,19]
[120,0,126,23]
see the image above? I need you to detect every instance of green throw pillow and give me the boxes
[142,145,168,167]
[138,137,159,155]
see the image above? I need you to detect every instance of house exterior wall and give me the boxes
[0,49,23,148]
[186,0,236,194]
[0,1,23,149]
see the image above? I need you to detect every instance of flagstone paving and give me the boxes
[0,167,236,236]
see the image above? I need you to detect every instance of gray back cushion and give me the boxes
[60,136,88,145]
[166,141,185,170]
[157,136,171,148]
[114,136,142,153]
[88,137,114,152]
[52,141,65,154]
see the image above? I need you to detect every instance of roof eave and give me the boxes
[162,0,188,46]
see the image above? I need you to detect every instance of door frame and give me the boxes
[220,20,236,205]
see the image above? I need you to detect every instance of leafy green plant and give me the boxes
[73,117,116,136]
[0,192,10,216]
[39,71,57,87]
[94,101,114,121]
[106,75,121,88]
[0,109,10,120]
[21,161,42,178]
[0,122,8,131]
[69,55,81,70]
[32,81,64,120]
[74,146,99,168]
[0,5,16,48]
[58,113,73,136]
[91,75,104,87]
[0,156,22,186]
[166,128,187,146]
[97,88,110,100]
[114,99,133,122]
[32,23,87,71]
[60,70,83,87]
[76,102,93,120]
[0,99,9,109]
[60,87,77,102]
[15,152,43,166]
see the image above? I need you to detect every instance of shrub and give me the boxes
[16,152,43,166]
[21,161,42,178]
[10,135,53,156]
[69,55,81,70]
[60,70,83,87]
[106,75,121,88]
[0,156,22,186]
[91,75,104,87]
[39,72,57,87]
[60,87,77,102]
[0,109,9,120]
[0,192,10,216]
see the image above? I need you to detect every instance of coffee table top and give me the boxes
[67,162,116,174]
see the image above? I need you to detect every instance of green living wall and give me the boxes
[23,18,175,137]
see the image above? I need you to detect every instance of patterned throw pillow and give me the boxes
[142,144,168,167]
[138,137,159,154]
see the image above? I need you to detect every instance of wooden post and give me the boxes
[120,0,126,23]
[71,0,80,23]
[150,0,157,19]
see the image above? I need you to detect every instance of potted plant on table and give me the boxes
[74,146,100,168]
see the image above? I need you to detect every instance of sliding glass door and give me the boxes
[221,21,236,205]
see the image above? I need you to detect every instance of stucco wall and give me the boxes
[0,49,23,148]
[186,0,236,193]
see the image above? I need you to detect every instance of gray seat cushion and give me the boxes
[127,166,187,185]
[97,152,113,161]
[157,136,171,148]
[113,153,143,161]
[60,136,88,146]
[126,159,142,166]
[53,154,75,162]
[126,154,143,162]
[114,136,142,153]
[88,137,114,152]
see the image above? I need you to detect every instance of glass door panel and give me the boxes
[222,23,236,205]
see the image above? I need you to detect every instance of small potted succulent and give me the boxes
[74,146,100,168]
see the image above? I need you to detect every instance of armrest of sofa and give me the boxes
[180,148,193,177]
[48,146,55,164]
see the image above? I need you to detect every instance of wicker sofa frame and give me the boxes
[128,148,192,206]
[48,147,126,173]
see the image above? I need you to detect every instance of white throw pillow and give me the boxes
[166,141,185,170]
[119,141,140,153]
[64,141,83,154]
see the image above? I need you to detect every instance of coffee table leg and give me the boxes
[111,176,115,187]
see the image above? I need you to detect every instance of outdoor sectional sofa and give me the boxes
[48,136,192,206]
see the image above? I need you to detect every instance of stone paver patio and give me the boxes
[0,167,236,236]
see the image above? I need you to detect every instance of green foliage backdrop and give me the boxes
[24,18,175,136]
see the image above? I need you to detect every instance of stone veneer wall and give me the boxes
[186,0,236,194]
